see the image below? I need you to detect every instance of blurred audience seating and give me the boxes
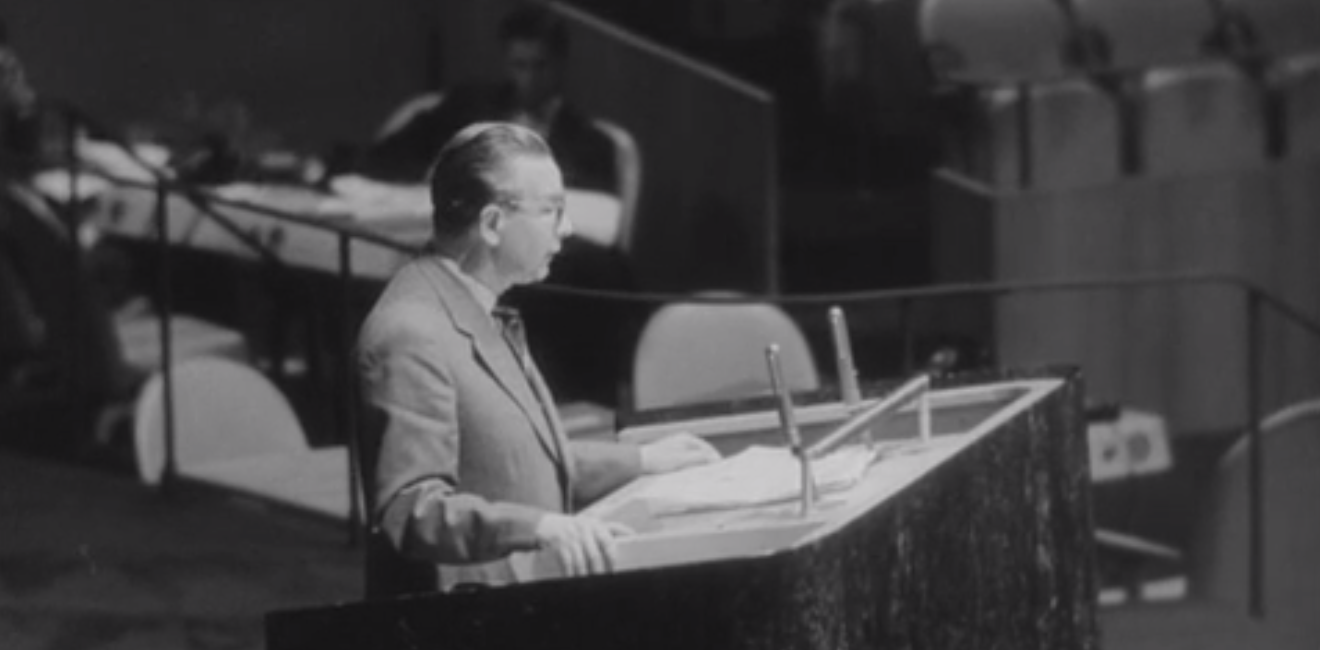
[0,178,246,436]
[923,0,1320,189]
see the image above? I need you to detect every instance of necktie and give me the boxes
[492,306,532,371]
[493,306,565,459]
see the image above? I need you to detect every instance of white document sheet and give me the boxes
[627,445,878,516]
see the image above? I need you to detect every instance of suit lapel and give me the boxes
[417,258,567,469]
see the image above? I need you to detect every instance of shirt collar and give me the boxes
[436,256,499,319]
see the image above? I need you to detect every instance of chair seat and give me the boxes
[184,447,351,520]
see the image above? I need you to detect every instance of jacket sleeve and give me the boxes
[567,439,642,510]
[361,333,546,565]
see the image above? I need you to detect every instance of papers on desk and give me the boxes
[628,445,878,516]
[320,174,431,227]
[78,139,172,183]
[31,140,172,203]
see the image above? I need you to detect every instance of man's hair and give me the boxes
[497,3,570,58]
[427,122,552,240]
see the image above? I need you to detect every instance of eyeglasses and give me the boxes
[495,195,567,228]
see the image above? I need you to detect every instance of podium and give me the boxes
[266,368,1097,650]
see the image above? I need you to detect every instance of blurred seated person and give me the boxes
[0,18,41,173]
[357,3,616,196]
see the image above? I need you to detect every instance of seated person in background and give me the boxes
[357,122,717,597]
[357,3,616,195]
[0,18,41,172]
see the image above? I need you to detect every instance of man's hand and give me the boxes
[640,433,721,474]
[534,513,632,577]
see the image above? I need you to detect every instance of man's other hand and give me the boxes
[640,433,721,474]
[534,513,632,577]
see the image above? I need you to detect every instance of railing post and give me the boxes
[154,181,178,490]
[899,298,915,374]
[1015,81,1033,190]
[62,116,84,411]
[337,232,363,545]
[1246,288,1265,618]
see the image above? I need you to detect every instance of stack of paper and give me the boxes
[630,445,877,516]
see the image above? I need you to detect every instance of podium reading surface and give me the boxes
[266,368,1097,650]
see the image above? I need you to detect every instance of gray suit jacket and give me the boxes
[357,256,640,597]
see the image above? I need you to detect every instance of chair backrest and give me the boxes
[1189,398,1320,617]
[631,299,820,411]
[590,117,642,253]
[133,356,306,485]
[1222,0,1320,58]
[1072,0,1219,70]
[919,0,1071,84]
[372,91,446,142]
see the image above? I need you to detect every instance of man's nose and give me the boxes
[556,213,574,240]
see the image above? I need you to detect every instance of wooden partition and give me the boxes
[435,0,779,293]
[932,160,1320,436]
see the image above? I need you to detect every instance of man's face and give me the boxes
[503,39,562,110]
[488,153,571,285]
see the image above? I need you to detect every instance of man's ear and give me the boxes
[478,204,503,246]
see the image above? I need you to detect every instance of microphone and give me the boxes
[828,306,862,409]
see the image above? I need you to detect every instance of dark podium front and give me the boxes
[267,369,1097,650]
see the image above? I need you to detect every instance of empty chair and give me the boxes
[919,0,1071,84]
[1190,398,1320,619]
[631,299,819,412]
[961,79,1121,190]
[1279,52,1320,160]
[920,0,1119,188]
[1071,0,1220,71]
[1100,398,1320,649]
[1222,0,1320,58]
[589,117,641,254]
[1029,78,1123,189]
[133,356,353,521]
[1140,63,1267,176]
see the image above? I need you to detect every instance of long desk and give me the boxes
[266,367,1097,650]
[91,181,426,280]
[55,170,626,282]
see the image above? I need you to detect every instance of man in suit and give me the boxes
[357,122,717,597]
